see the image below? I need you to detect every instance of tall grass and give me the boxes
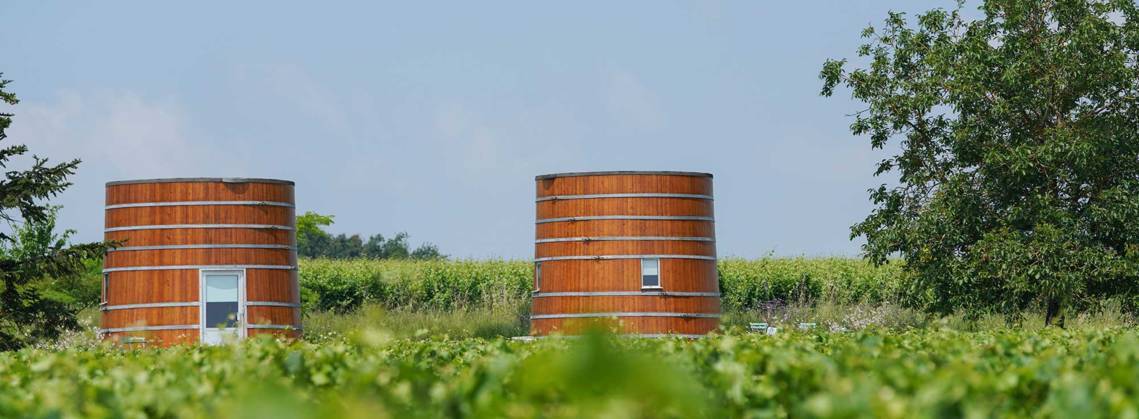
[304,304,529,341]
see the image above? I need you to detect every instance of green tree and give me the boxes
[380,232,410,259]
[3,207,103,309]
[363,232,410,259]
[410,243,444,260]
[363,233,387,258]
[821,0,1139,324]
[328,234,364,258]
[296,211,334,258]
[297,211,444,260]
[0,75,107,349]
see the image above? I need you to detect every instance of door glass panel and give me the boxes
[205,275,239,328]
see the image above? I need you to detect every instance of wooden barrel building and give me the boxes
[531,171,720,337]
[100,178,301,346]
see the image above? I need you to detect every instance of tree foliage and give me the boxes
[0,75,107,350]
[296,211,444,260]
[296,210,334,252]
[821,0,1139,323]
[2,207,103,310]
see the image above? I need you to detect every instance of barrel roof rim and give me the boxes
[535,171,713,180]
[106,177,295,186]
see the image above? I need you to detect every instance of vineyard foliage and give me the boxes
[3,328,1139,418]
[297,258,906,314]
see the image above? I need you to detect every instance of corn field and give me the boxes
[298,258,906,313]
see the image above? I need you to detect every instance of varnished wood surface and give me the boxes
[103,330,199,346]
[106,206,294,228]
[103,329,298,346]
[247,329,300,339]
[537,198,713,219]
[247,270,301,302]
[106,228,294,247]
[105,269,298,306]
[535,241,715,258]
[532,172,719,336]
[104,248,296,268]
[536,220,715,239]
[106,182,293,205]
[532,295,720,314]
[102,179,300,346]
[530,317,719,335]
[106,270,199,305]
[536,174,712,198]
[248,306,298,325]
[535,259,718,293]
[103,306,197,326]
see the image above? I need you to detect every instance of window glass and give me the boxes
[641,258,660,288]
[205,275,239,328]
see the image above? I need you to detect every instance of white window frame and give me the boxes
[198,269,247,343]
[101,273,110,306]
[641,258,662,289]
[534,262,542,291]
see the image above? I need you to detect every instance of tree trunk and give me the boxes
[1045,298,1061,327]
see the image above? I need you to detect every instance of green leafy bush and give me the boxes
[4,328,1139,417]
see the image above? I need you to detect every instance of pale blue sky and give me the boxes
[1,1,955,259]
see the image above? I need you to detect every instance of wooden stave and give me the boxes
[530,317,719,336]
[105,205,294,229]
[536,197,713,219]
[535,174,712,198]
[103,328,299,346]
[531,295,721,314]
[536,219,716,239]
[531,259,719,295]
[102,329,200,346]
[106,228,294,247]
[103,269,298,306]
[535,240,715,258]
[103,248,296,268]
[106,181,294,206]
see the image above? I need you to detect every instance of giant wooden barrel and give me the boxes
[100,178,300,346]
[531,171,720,337]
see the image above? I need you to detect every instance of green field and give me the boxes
[298,258,906,314]
[9,257,1136,418]
[5,327,1139,418]
[295,258,1130,340]
[294,257,913,339]
[297,257,906,311]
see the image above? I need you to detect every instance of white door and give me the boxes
[200,270,245,345]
